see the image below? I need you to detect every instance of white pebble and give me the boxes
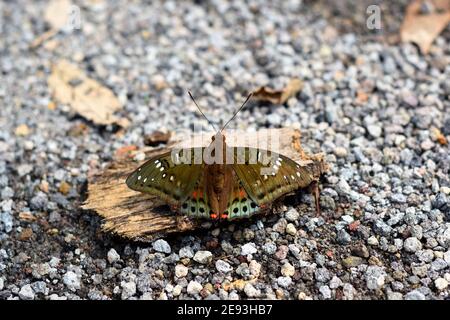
[175,264,188,278]
[187,281,203,295]
[435,278,448,291]
[107,248,120,264]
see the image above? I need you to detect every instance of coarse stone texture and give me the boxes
[0,0,449,301]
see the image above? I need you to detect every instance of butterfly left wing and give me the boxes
[126,148,204,206]
[231,147,318,206]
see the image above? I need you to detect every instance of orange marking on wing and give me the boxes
[210,213,218,219]
[192,190,198,200]
[220,213,228,219]
[239,189,246,198]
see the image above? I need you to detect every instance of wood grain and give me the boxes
[82,128,328,241]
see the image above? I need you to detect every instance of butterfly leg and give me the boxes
[310,181,321,216]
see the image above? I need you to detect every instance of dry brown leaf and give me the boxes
[144,131,172,146]
[48,60,122,125]
[400,0,450,54]
[252,79,303,104]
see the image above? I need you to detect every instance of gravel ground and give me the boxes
[1,0,450,300]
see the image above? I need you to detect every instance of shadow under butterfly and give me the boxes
[126,92,324,221]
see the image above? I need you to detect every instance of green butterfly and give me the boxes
[126,93,321,220]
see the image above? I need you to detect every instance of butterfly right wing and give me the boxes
[232,147,318,206]
[126,148,204,206]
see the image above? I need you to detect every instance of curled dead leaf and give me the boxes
[48,60,123,125]
[400,0,450,54]
[252,78,303,104]
[144,131,172,146]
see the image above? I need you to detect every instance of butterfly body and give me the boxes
[126,132,321,221]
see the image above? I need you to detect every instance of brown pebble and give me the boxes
[368,255,382,266]
[351,244,370,258]
[19,212,36,222]
[59,181,71,195]
[18,228,33,241]
[206,238,219,249]
[39,180,49,193]
[275,245,289,260]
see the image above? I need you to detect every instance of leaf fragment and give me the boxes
[252,79,303,104]
[48,60,122,125]
[400,0,450,54]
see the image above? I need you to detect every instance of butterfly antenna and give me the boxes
[188,91,217,132]
[220,92,253,132]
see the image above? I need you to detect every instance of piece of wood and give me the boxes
[82,128,328,241]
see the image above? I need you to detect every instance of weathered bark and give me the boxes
[82,128,328,241]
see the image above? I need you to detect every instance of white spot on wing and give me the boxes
[296,171,301,177]
[137,175,141,180]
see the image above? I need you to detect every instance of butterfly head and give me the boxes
[211,131,226,143]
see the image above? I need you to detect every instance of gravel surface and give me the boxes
[1,0,449,300]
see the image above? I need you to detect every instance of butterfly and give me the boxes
[126,92,322,221]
